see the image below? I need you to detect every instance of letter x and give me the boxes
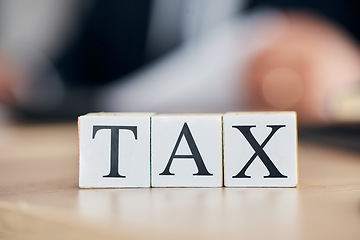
[232,125,287,178]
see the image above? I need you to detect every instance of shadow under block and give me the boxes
[151,114,223,187]
[223,112,298,187]
[78,113,154,188]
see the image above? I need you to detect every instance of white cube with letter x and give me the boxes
[78,112,154,188]
[151,114,223,187]
[223,112,297,187]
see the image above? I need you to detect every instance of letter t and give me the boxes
[93,125,137,178]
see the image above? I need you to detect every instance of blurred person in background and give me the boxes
[1,0,360,125]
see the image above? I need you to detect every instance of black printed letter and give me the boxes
[160,122,212,176]
[93,125,137,178]
[232,125,287,178]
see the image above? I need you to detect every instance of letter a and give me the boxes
[160,122,212,176]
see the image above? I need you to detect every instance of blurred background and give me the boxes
[1,0,360,133]
[0,3,359,238]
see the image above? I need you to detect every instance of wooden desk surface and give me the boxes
[0,122,359,240]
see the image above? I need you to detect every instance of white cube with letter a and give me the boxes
[78,112,154,188]
[223,112,297,187]
[151,114,223,187]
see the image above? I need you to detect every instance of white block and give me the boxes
[151,114,223,187]
[223,112,297,187]
[78,112,154,188]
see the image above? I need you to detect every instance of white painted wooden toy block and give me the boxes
[151,114,223,187]
[223,112,298,187]
[78,112,154,188]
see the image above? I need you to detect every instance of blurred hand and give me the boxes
[245,12,360,125]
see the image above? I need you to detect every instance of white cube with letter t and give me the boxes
[151,114,223,187]
[223,112,298,187]
[78,112,154,188]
